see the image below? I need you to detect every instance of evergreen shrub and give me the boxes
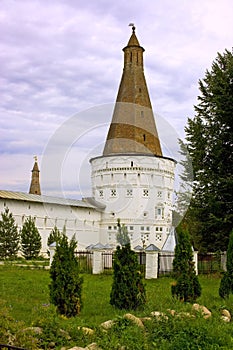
[20,216,42,260]
[49,234,83,317]
[171,224,201,302]
[0,207,20,259]
[110,243,146,310]
[219,229,233,298]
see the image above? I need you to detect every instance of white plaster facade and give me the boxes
[90,154,175,249]
[0,191,102,254]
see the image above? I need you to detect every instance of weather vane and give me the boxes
[34,155,38,162]
[128,23,136,33]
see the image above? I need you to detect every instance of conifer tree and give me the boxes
[219,229,233,298]
[20,216,42,259]
[0,207,20,259]
[171,224,201,302]
[49,234,83,317]
[110,221,146,310]
[47,226,63,256]
[47,226,62,247]
[184,49,233,252]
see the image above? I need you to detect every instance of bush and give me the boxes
[219,229,233,298]
[49,234,83,317]
[110,243,146,310]
[171,224,201,302]
[21,216,42,260]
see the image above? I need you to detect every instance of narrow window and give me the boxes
[131,161,134,167]
[143,134,146,141]
[141,111,144,117]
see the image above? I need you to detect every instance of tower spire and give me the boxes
[29,156,41,195]
[103,26,162,156]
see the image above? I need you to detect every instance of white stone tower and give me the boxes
[90,26,176,249]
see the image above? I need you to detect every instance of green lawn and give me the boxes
[1,266,233,349]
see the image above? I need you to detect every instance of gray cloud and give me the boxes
[1,0,233,196]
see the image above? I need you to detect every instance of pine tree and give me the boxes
[49,234,83,317]
[110,221,146,310]
[20,216,42,260]
[184,49,233,252]
[171,224,201,302]
[0,207,20,260]
[219,229,233,298]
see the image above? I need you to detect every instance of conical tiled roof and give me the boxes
[29,156,41,195]
[103,27,162,156]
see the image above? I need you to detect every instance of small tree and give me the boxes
[0,207,20,260]
[171,224,201,302]
[110,221,146,310]
[116,218,130,246]
[219,229,233,298]
[49,234,83,317]
[47,226,63,256]
[20,217,42,260]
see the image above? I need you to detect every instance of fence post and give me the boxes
[221,251,227,272]
[193,251,198,275]
[49,242,56,267]
[92,249,104,274]
[145,250,159,279]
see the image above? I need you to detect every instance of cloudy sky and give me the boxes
[1,0,232,199]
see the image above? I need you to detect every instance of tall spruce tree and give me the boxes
[49,234,83,317]
[171,224,201,302]
[0,207,20,259]
[110,221,146,310]
[184,49,233,252]
[20,216,42,259]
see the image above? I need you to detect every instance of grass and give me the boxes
[1,266,233,349]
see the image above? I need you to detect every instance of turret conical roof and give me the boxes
[29,156,41,195]
[103,26,162,156]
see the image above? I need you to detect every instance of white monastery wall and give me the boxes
[0,198,101,255]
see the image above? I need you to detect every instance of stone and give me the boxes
[123,313,144,328]
[100,319,115,329]
[221,309,231,320]
[21,326,43,335]
[86,343,102,350]
[140,317,152,323]
[167,309,176,316]
[192,303,211,319]
[67,347,85,350]
[77,326,95,335]
[151,311,168,320]
[221,315,231,322]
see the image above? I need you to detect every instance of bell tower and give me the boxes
[29,156,41,195]
[90,26,176,249]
